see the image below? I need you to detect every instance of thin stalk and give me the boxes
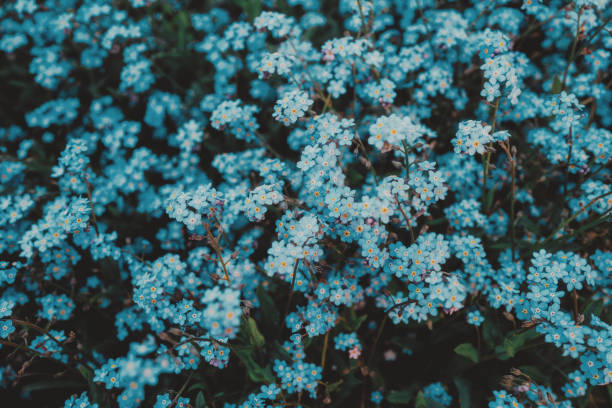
[514,7,564,47]
[170,336,230,351]
[356,137,379,185]
[384,299,416,315]
[286,38,334,113]
[563,126,573,204]
[0,339,44,356]
[395,194,415,243]
[401,140,411,179]
[416,0,436,59]
[400,140,416,242]
[254,131,283,159]
[570,15,612,66]
[556,207,612,244]
[203,222,230,283]
[500,141,517,260]
[171,371,195,406]
[482,98,500,211]
[10,318,66,350]
[84,179,99,234]
[510,155,516,261]
[367,315,388,368]
[356,0,368,37]
[0,339,94,377]
[351,62,358,117]
[569,162,608,196]
[468,0,495,29]
[279,259,300,337]
[561,8,582,90]
[8,318,96,370]
[536,191,612,247]
[211,213,228,245]
[320,330,330,372]
[573,289,579,322]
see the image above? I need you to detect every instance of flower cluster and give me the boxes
[273,88,314,125]
[0,0,610,407]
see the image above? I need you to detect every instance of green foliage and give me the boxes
[232,345,275,384]
[454,343,479,363]
[242,316,266,348]
[195,391,207,408]
[233,0,262,22]
[387,387,418,405]
[454,377,471,408]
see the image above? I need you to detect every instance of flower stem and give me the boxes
[482,98,500,212]
[561,8,582,91]
[536,191,612,247]
[320,330,330,372]
[204,222,231,283]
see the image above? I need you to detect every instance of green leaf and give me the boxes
[499,328,540,359]
[326,379,343,394]
[494,347,512,360]
[387,388,415,404]
[414,391,447,408]
[551,75,562,94]
[78,364,105,407]
[188,383,206,393]
[344,372,362,387]
[334,374,361,406]
[302,335,313,349]
[77,364,93,383]
[583,299,603,320]
[195,391,206,408]
[242,317,265,348]
[510,328,538,348]
[177,10,190,29]
[503,337,517,358]
[482,317,503,348]
[426,217,447,226]
[257,285,279,324]
[518,366,549,385]
[415,390,447,408]
[233,0,262,22]
[454,377,471,408]
[350,313,368,331]
[161,2,174,14]
[520,217,541,235]
[175,11,190,49]
[232,346,274,384]
[454,343,479,363]
[415,391,427,408]
[347,167,365,185]
[486,186,496,213]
